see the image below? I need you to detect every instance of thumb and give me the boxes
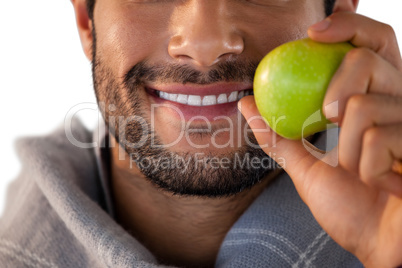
[238,96,324,200]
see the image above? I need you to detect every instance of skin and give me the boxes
[71,0,402,267]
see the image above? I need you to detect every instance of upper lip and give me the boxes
[145,82,253,96]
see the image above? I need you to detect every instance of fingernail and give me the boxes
[310,18,331,32]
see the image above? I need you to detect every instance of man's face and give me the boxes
[92,0,325,196]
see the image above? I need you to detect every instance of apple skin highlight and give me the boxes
[254,38,354,140]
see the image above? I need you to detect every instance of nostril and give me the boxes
[168,40,244,67]
[168,28,244,67]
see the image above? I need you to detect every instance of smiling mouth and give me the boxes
[147,89,253,107]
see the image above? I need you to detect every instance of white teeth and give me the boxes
[169,93,178,102]
[187,95,202,106]
[157,90,253,106]
[217,93,227,104]
[202,95,217,106]
[177,94,188,104]
[228,91,238,102]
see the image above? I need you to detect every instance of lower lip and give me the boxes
[147,91,240,121]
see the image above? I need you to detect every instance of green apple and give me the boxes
[253,38,354,140]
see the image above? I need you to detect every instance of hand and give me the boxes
[239,7,402,268]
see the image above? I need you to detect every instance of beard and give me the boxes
[91,34,279,198]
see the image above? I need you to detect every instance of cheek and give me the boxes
[250,21,307,57]
[240,6,325,59]
[94,8,172,80]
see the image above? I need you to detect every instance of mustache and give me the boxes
[123,60,259,88]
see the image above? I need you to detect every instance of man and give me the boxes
[1,0,401,267]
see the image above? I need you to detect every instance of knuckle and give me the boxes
[343,48,376,67]
[381,23,396,38]
[378,23,399,54]
[345,94,367,115]
[362,127,384,151]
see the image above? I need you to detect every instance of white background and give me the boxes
[0,1,401,215]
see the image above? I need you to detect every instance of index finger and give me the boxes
[308,11,402,71]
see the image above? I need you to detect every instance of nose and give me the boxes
[168,1,244,67]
